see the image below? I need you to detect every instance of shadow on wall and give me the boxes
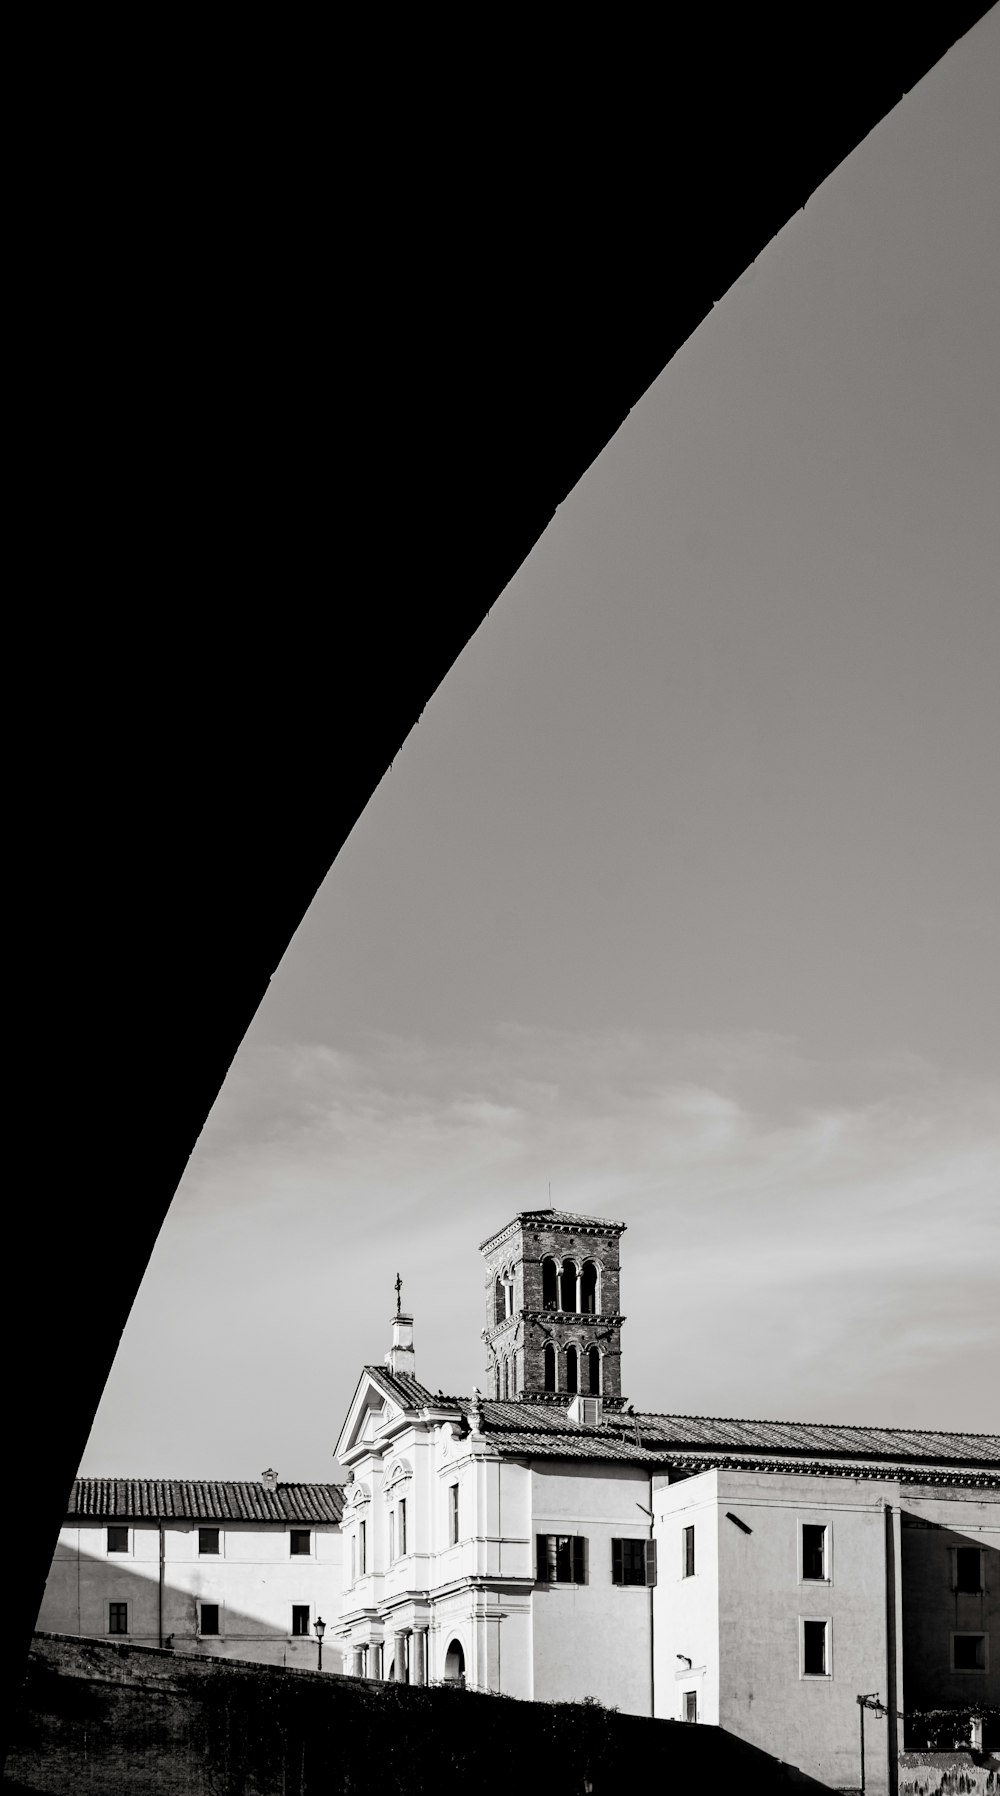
[35,1548,343,1675]
[901,1516,1000,1748]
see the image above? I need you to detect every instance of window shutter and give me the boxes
[612,1538,623,1585]
[645,1540,657,1587]
[536,1535,547,1581]
[573,1536,588,1585]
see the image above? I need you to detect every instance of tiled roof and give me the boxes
[456,1401,1000,1482]
[363,1367,446,1409]
[68,1480,345,1523]
[631,1413,1000,1465]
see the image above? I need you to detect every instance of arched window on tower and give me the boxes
[580,1261,599,1314]
[510,1355,517,1395]
[494,1277,505,1325]
[560,1261,578,1312]
[566,1345,579,1394]
[494,1360,501,1399]
[588,1346,601,1394]
[505,1274,514,1319]
[542,1258,559,1309]
[502,1357,509,1400]
[543,1343,556,1391]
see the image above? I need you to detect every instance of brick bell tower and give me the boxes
[479,1208,626,1409]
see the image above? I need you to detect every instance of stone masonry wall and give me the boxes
[5,1631,844,1796]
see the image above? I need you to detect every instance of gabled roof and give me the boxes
[68,1479,345,1523]
[363,1366,443,1410]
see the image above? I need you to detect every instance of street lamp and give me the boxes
[856,1693,886,1793]
[314,1615,326,1673]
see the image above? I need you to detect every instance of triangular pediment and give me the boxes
[335,1367,406,1463]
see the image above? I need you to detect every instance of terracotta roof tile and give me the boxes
[68,1480,344,1523]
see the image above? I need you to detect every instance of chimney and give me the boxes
[260,1467,278,1492]
[386,1311,416,1379]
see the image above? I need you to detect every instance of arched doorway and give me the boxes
[444,1639,465,1686]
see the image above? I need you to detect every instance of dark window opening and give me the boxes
[449,1482,459,1546]
[560,1262,578,1311]
[566,1345,579,1394]
[588,1345,601,1394]
[289,1529,311,1556]
[494,1277,505,1325]
[399,1499,406,1556]
[612,1538,657,1586]
[292,1605,310,1637]
[580,1261,598,1313]
[683,1690,697,1723]
[200,1604,220,1636]
[953,1634,986,1671]
[803,1620,827,1675]
[683,1525,695,1577]
[802,1524,827,1580]
[444,1639,465,1685]
[359,1520,366,1573]
[955,1548,983,1593]
[542,1258,559,1309]
[199,1528,220,1556]
[108,1602,128,1634]
[494,1360,501,1399]
[537,1534,588,1584]
[107,1525,128,1554]
[502,1356,509,1400]
[544,1343,556,1391]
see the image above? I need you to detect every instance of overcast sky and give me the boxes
[85,13,999,1482]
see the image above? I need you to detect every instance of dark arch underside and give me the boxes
[8,5,990,1744]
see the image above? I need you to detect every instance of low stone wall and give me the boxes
[898,1753,1000,1796]
[3,1632,840,1795]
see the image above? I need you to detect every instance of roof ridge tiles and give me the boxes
[633,1411,999,1440]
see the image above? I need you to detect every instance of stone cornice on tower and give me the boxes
[479,1207,626,1255]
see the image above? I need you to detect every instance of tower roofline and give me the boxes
[479,1209,626,1254]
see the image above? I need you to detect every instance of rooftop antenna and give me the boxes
[395,1271,402,1316]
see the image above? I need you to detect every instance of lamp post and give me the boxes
[857,1693,885,1793]
[314,1615,326,1673]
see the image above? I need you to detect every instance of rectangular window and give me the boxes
[398,1500,407,1557]
[107,1525,129,1554]
[108,1602,128,1634]
[536,1534,588,1584]
[389,1510,395,1562]
[200,1604,220,1636]
[803,1620,829,1676]
[612,1538,657,1586]
[802,1523,828,1580]
[682,1525,695,1577]
[292,1605,310,1637]
[289,1529,311,1556]
[683,1690,698,1723]
[953,1634,987,1671]
[198,1527,220,1556]
[955,1548,984,1594]
[351,1535,356,1583]
[449,1483,459,1547]
[359,1519,366,1574]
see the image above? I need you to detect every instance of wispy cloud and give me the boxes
[83,1025,998,1479]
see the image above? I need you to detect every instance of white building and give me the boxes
[37,1471,345,1672]
[334,1207,1000,1794]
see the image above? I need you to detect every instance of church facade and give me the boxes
[334,1207,1000,1795]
